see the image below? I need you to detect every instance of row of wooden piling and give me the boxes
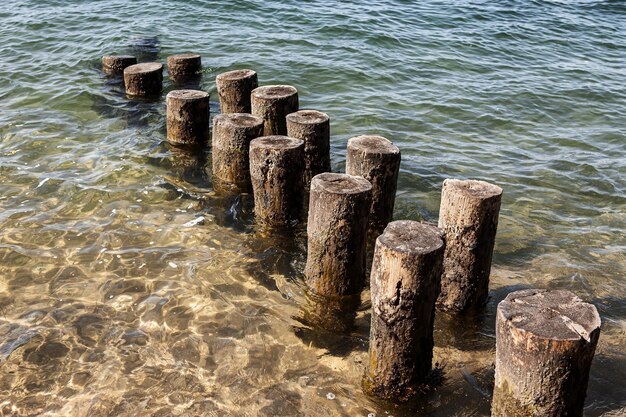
[103,52,602,416]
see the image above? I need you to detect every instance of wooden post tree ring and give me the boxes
[305,173,372,296]
[436,179,502,312]
[167,53,202,80]
[363,220,444,401]
[216,69,258,114]
[251,85,299,136]
[212,113,264,190]
[492,289,601,417]
[123,62,163,97]
[286,110,331,189]
[102,55,137,75]
[346,135,400,238]
[166,90,210,145]
[249,136,305,227]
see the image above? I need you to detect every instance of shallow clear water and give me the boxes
[0,0,624,416]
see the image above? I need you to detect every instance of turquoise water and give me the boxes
[0,1,624,416]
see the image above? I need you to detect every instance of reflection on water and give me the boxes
[0,0,625,416]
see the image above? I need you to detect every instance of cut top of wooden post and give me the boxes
[214,113,264,129]
[216,69,257,82]
[347,135,400,157]
[124,62,163,75]
[166,89,209,101]
[498,289,601,342]
[377,220,444,256]
[310,172,372,196]
[252,85,298,100]
[441,179,502,205]
[250,135,303,151]
[286,109,329,126]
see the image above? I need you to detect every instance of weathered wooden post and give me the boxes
[249,136,305,226]
[167,53,202,80]
[286,110,331,189]
[216,69,258,114]
[166,90,210,145]
[305,173,372,296]
[212,113,264,191]
[492,289,601,417]
[346,135,400,238]
[436,179,502,311]
[363,220,444,401]
[251,85,298,136]
[102,55,137,75]
[123,63,163,97]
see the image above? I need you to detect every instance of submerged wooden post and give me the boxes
[212,113,264,191]
[286,110,331,189]
[166,90,210,145]
[102,55,137,75]
[492,289,601,417]
[251,85,298,136]
[249,136,305,226]
[123,62,163,97]
[305,173,372,296]
[346,135,400,237]
[216,69,258,114]
[363,220,444,401]
[167,53,202,80]
[436,179,502,311]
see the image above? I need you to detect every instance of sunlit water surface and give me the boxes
[0,1,624,416]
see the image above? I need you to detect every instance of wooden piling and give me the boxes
[363,220,444,401]
[166,90,210,145]
[436,179,502,312]
[251,85,298,136]
[123,62,163,97]
[249,136,305,226]
[102,55,137,75]
[305,173,372,296]
[286,110,331,189]
[167,53,202,80]
[492,289,601,417]
[346,135,400,237]
[212,113,264,191]
[216,69,258,114]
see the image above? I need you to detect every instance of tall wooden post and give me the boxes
[286,110,331,189]
[436,179,502,311]
[212,113,264,191]
[167,53,202,80]
[249,136,305,227]
[102,55,137,75]
[363,220,444,401]
[216,69,258,114]
[251,85,298,136]
[123,63,163,97]
[305,173,372,296]
[346,135,400,238]
[492,289,601,417]
[166,90,210,145]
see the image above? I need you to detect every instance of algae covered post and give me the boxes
[216,69,259,114]
[437,179,502,312]
[305,173,372,296]
[251,85,299,135]
[249,136,305,227]
[492,289,601,417]
[123,62,163,97]
[166,90,210,145]
[286,110,331,189]
[363,221,444,401]
[212,113,264,191]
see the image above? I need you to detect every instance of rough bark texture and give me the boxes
[216,69,258,114]
[212,113,264,191]
[363,221,444,401]
[286,110,331,189]
[102,55,137,75]
[167,53,202,80]
[251,85,299,136]
[166,90,210,145]
[249,136,305,227]
[436,179,502,312]
[346,135,400,239]
[492,289,601,417]
[305,173,372,296]
[123,62,163,97]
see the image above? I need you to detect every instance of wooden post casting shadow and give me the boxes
[166,90,210,146]
[167,53,202,81]
[102,55,137,76]
[216,69,258,114]
[286,110,331,190]
[251,85,298,136]
[123,62,163,97]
